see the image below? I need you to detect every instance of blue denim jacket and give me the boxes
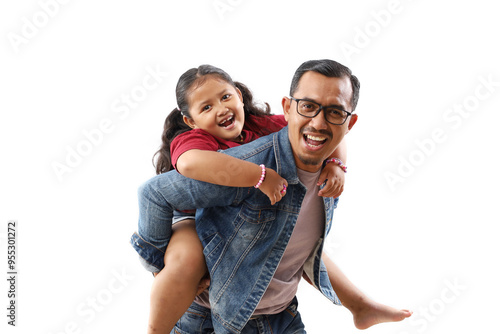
[130,126,341,334]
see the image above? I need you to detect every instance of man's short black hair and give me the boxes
[289,59,360,111]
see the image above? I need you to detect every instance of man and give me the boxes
[132,59,410,333]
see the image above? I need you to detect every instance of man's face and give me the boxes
[283,71,358,172]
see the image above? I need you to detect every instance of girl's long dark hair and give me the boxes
[153,65,271,174]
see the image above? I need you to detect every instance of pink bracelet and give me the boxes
[326,158,347,173]
[254,164,266,188]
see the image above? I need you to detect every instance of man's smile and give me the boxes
[301,128,332,151]
[303,134,327,147]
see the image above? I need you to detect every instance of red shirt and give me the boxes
[170,114,287,168]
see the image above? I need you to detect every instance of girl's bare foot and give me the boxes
[352,300,412,330]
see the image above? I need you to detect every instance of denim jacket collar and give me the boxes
[273,126,301,186]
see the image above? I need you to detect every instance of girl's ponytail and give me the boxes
[234,81,271,117]
[234,81,279,137]
[153,108,191,174]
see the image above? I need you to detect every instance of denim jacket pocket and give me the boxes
[235,203,276,240]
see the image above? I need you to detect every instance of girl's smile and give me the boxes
[218,114,236,129]
[183,76,245,141]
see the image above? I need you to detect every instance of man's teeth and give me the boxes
[305,134,326,141]
[304,134,327,147]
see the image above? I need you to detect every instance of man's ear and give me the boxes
[183,115,197,129]
[282,96,291,122]
[345,114,358,134]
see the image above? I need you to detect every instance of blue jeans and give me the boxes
[172,298,306,334]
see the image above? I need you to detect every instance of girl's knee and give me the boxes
[165,245,204,265]
[163,220,207,278]
[164,246,206,278]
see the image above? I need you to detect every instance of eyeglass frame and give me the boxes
[289,96,352,125]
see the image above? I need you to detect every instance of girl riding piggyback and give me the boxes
[132,65,346,334]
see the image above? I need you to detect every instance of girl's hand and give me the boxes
[258,168,288,205]
[317,163,345,198]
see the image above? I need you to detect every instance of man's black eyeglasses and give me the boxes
[290,97,352,125]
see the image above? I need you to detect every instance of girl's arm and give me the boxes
[317,138,347,198]
[176,149,287,205]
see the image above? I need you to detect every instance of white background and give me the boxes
[1,0,499,333]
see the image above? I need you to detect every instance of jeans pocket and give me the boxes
[285,297,299,318]
[269,298,305,334]
[173,326,190,334]
[174,303,212,334]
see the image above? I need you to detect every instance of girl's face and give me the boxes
[184,76,245,141]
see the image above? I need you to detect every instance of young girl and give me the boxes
[138,65,411,333]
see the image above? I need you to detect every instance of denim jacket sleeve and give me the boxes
[130,169,242,272]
